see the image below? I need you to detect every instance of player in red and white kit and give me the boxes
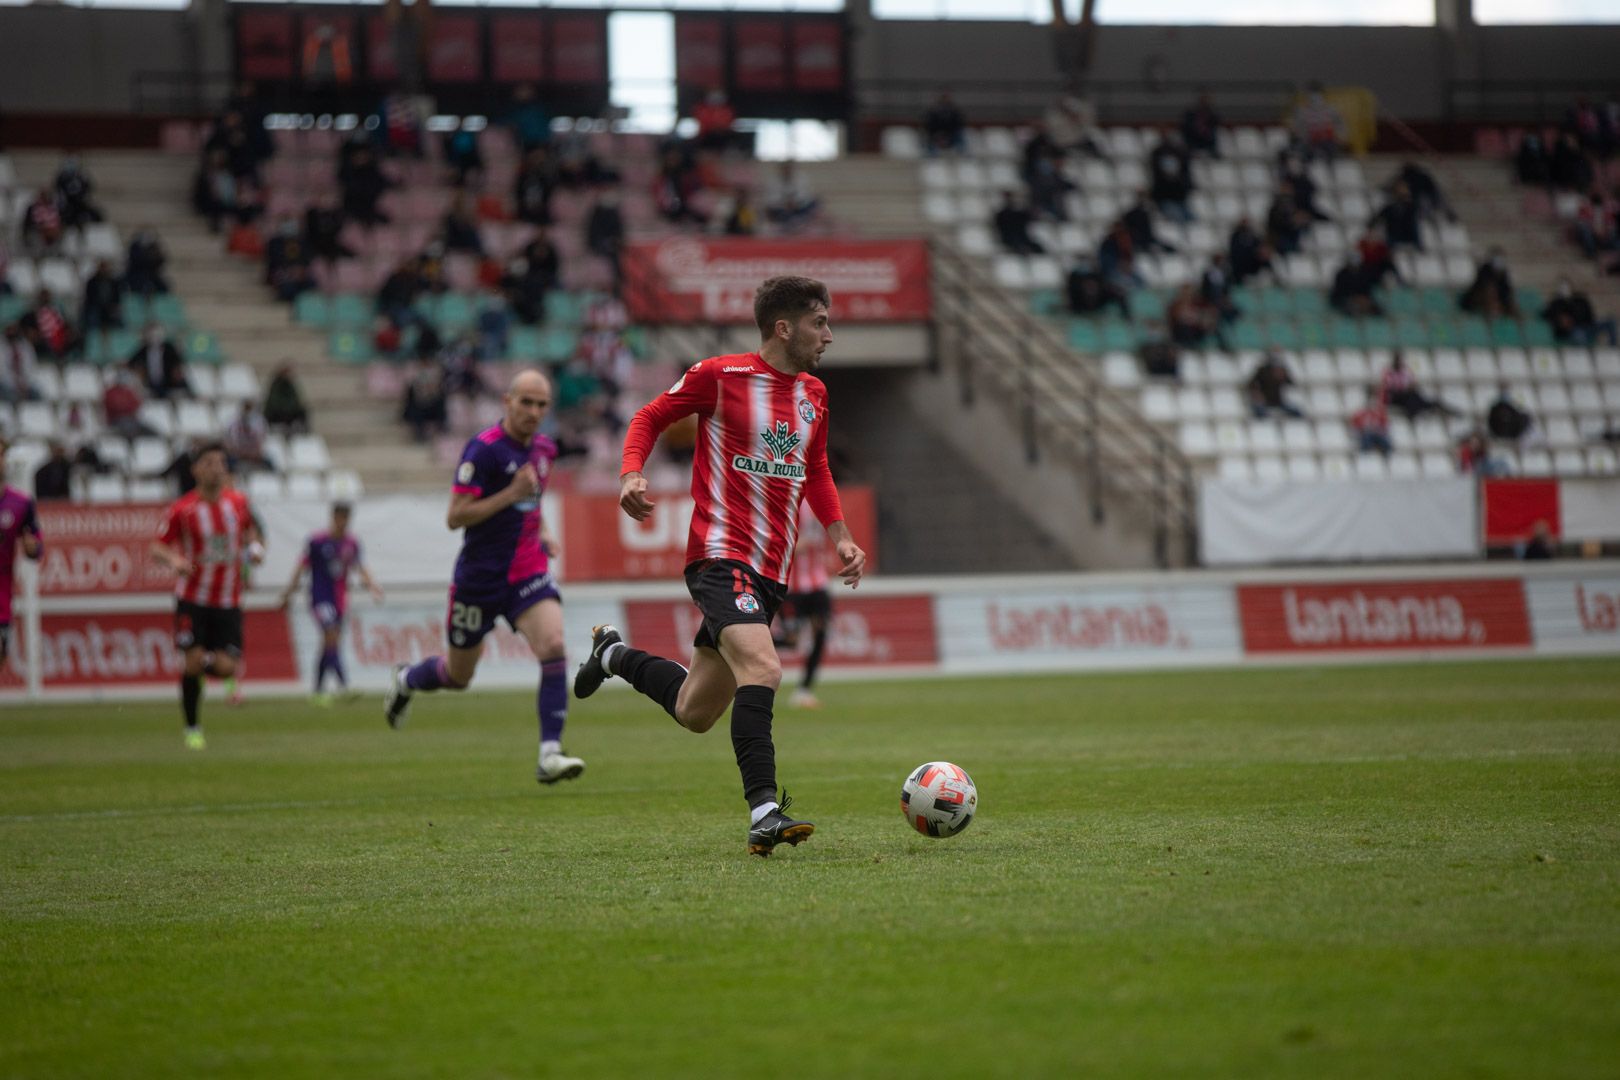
[777,503,834,709]
[573,276,866,856]
[150,442,263,749]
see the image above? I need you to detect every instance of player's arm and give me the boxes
[619,361,717,521]
[150,540,194,578]
[355,548,385,603]
[243,504,266,565]
[20,501,41,559]
[540,522,559,558]
[446,463,538,530]
[276,558,306,610]
[802,406,865,588]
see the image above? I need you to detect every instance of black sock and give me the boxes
[181,674,201,729]
[616,647,686,721]
[731,685,777,809]
[802,626,827,690]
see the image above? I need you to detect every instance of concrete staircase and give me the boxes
[800,156,928,236]
[9,149,443,492]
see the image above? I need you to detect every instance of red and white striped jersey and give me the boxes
[788,503,832,593]
[622,352,844,586]
[158,488,255,608]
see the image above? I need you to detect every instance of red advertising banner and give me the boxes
[734,18,788,92]
[674,15,725,92]
[624,238,932,324]
[551,13,607,85]
[1482,478,1560,544]
[298,12,357,82]
[560,487,876,583]
[1,609,296,689]
[238,9,296,80]
[791,19,843,93]
[1237,579,1532,654]
[491,15,545,83]
[427,14,483,84]
[624,594,937,669]
[35,503,173,597]
[364,13,399,83]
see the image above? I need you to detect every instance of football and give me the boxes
[901,761,978,838]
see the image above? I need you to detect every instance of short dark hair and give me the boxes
[193,441,228,463]
[753,276,830,339]
[331,501,353,516]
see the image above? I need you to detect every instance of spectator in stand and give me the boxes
[923,92,967,156]
[223,81,275,169]
[1066,257,1131,319]
[1098,220,1143,290]
[503,243,558,326]
[1329,251,1384,317]
[1486,382,1535,444]
[443,124,484,189]
[160,437,205,495]
[1386,161,1452,223]
[126,323,190,399]
[1292,82,1346,160]
[476,287,511,361]
[418,243,449,295]
[79,259,125,344]
[102,371,154,438]
[1265,189,1309,255]
[693,88,737,155]
[1369,180,1423,251]
[1123,192,1176,253]
[21,187,64,256]
[1349,384,1392,456]
[224,400,271,473]
[21,289,77,360]
[1149,132,1194,223]
[1572,191,1618,259]
[1247,351,1304,418]
[1458,248,1519,319]
[552,127,619,188]
[993,191,1044,256]
[0,324,42,402]
[1550,132,1593,192]
[194,149,262,234]
[301,198,352,273]
[1228,217,1276,284]
[53,156,104,230]
[725,189,760,237]
[1199,254,1240,324]
[1456,427,1505,476]
[1521,520,1556,560]
[1181,93,1221,158]
[264,363,310,433]
[0,238,10,297]
[378,93,424,158]
[204,112,263,184]
[340,143,394,228]
[1169,284,1223,350]
[502,84,552,152]
[1541,277,1619,345]
[764,163,820,232]
[1280,154,1331,222]
[402,356,448,442]
[1515,133,1552,185]
[653,145,707,227]
[1044,94,1106,159]
[1356,225,1404,288]
[376,259,424,337]
[265,218,315,302]
[513,146,557,226]
[33,442,74,501]
[1380,351,1456,419]
[1022,128,1074,220]
[440,193,485,256]
[586,192,624,281]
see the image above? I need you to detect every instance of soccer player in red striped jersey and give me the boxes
[150,442,264,749]
[573,276,867,856]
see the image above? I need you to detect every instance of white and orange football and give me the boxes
[901,761,978,838]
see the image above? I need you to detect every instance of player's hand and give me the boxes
[509,463,540,501]
[541,535,559,557]
[21,533,41,559]
[172,558,196,579]
[835,540,867,589]
[370,585,386,604]
[277,593,292,611]
[619,471,654,522]
[246,541,266,567]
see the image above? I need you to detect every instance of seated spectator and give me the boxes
[1515,133,1551,185]
[1369,181,1422,251]
[1169,284,1222,350]
[1521,520,1556,560]
[1279,154,1331,222]
[524,232,564,289]
[161,438,205,494]
[994,191,1044,256]
[33,441,74,501]
[443,125,484,189]
[476,288,511,361]
[653,146,707,227]
[764,163,820,231]
[1098,220,1143,289]
[1292,82,1346,160]
[379,94,424,158]
[502,84,552,152]
[1356,225,1403,287]
[1181,93,1221,158]
[502,254,554,327]
[552,127,620,189]
[1021,128,1073,220]
[923,91,966,156]
[205,110,265,182]
[1329,252,1385,317]
[513,146,558,226]
[586,192,624,279]
[1139,334,1181,379]
[0,324,43,402]
[1066,258,1130,319]
[440,193,485,256]
[1149,132,1194,223]
[402,356,448,442]
[264,363,310,433]
[376,257,424,331]
[1044,94,1105,158]
[1541,278,1619,345]
[54,156,104,230]
[224,400,272,473]
[125,228,171,297]
[693,88,737,155]
[1247,351,1304,418]
[1456,427,1506,476]
[1349,384,1392,456]
[1550,133,1593,192]
[21,187,64,256]
[1458,249,1519,318]
[1487,382,1534,443]
[80,260,125,341]
[301,199,353,270]
[264,218,315,302]
[340,144,394,228]
[21,289,78,359]
[193,149,262,234]
[725,189,759,237]
[1228,217,1276,284]
[1386,160,1452,222]
[1572,191,1618,259]
[1123,192,1176,254]
[1266,190,1309,255]
[1199,254,1239,323]
[126,323,190,399]
[0,238,11,297]
[102,371,153,438]
[1380,351,1457,419]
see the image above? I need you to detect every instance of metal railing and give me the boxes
[929,237,1198,568]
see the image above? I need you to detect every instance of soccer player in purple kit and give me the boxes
[0,438,45,668]
[277,501,384,705]
[383,369,586,785]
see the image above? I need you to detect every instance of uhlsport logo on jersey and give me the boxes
[735,593,761,614]
[732,421,805,479]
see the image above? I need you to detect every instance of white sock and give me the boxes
[750,802,778,826]
[540,740,561,760]
[602,641,627,676]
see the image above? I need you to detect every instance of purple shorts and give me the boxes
[446,572,559,649]
[311,602,345,631]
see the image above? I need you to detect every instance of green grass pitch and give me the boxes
[3,658,1618,1078]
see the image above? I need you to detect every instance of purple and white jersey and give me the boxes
[450,424,557,593]
[0,486,41,624]
[303,531,363,615]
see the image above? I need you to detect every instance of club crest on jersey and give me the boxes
[735,593,760,614]
[798,399,816,425]
[0,510,12,529]
[731,421,806,479]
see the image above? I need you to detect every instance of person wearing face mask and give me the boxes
[126,322,191,399]
[1458,248,1519,319]
[1541,278,1618,346]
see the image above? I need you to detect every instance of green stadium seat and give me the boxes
[1232,321,1265,350]
[1386,288,1422,317]
[622,325,651,359]
[1420,287,1455,316]
[1100,320,1138,352]
[1458,318,1492,348]
[1260,289,1294,318]
[1489,318,1525,347]
[432,293,476,331]
[148,295,187,330]
[1291,288,1328,316]
[0,296,26,324]
[1425,317,1461,347]
[1263,320,1301,349]
[331,293,372,328]
[1516,287,1543,314]
[293,292,331,328]
[1522,319,1556,348]
[87,329,138,366]
[508,327,542,361]
[1362,320,1395,349]
[1393,317,1431,348]
[544,291,586,326]
[540,327,579,362]
[120,294,149,325]
[1028,289,1062,316]
[1329,318,1363,348]
[1130,291,1166,322]
[1296,318,1329,348]
[328,330,374,364]
[1067,320,1100,352]
[183,330,225,364]
[1230,286,1258,317]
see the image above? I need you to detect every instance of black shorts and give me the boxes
[684,558,787,651]
[174,601,244,658]
[0,624,9,662]
[783,589,832,622]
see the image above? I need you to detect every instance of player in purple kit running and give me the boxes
[384,369,586,785]
[277,501,384,705]
[0,438,45,667]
